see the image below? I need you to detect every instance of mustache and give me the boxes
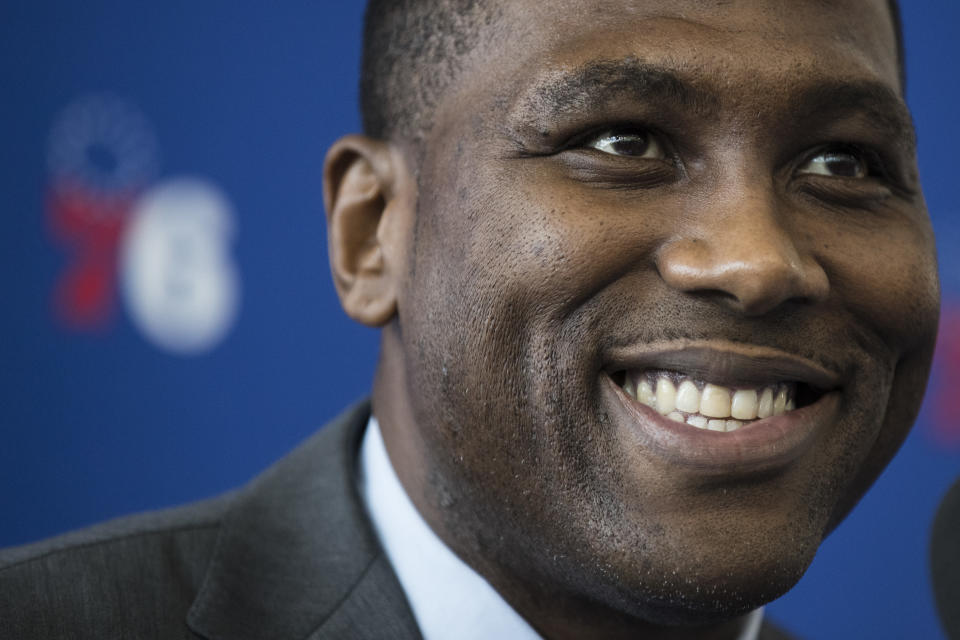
[585,298,881,377]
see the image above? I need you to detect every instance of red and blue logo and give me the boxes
[46,94,240,355]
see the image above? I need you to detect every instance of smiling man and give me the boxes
[326,0,937,637]
[0,1,939,639]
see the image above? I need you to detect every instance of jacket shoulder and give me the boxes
[0,493,234,640]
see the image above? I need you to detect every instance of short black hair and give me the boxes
[360,0,498,147]
[360,0,906,144]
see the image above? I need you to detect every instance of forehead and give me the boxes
[501,0,896,70]
[443,0,901,128]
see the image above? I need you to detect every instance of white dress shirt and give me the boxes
[358,416,764,640]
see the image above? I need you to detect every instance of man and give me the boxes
[0,1,938,639]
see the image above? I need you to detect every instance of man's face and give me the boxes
[385,0,938,628]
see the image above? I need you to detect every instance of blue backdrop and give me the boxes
[2,3,958,638]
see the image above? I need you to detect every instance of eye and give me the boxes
[797,148,869,178]
[586,129,666,159]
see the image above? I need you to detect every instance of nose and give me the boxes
[656,187,829,316]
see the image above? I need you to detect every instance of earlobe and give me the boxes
[324,135,413,327]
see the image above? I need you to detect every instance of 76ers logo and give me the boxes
[47,94,240,354]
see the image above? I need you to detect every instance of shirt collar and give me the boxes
[358,415,764,640]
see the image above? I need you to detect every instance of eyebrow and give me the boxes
[513,57,720,125]
[510,57,916,151]
[791,79,916,151]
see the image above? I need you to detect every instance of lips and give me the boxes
[601,341,844,474]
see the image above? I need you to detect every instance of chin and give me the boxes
[535,511,823,628]
[608,556,811,626]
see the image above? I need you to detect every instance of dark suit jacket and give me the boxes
[0,400,797,639]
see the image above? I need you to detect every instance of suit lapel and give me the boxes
[187,400,421,640]
[306,554,424,640]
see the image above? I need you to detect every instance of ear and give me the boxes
[324,135,414,327]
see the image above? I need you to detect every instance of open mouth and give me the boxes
[600,343,843,471]
[610,369,826,433]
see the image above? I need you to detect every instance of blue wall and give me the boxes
[1,3,958,638]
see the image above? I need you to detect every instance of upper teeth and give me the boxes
[624,372,796,432]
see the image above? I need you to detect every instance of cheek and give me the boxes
[818,219,939,350]
[401,163,643,489]
[443,166,671,319]
[815,216,940,524]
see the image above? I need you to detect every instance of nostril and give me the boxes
[684,287,741,307]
